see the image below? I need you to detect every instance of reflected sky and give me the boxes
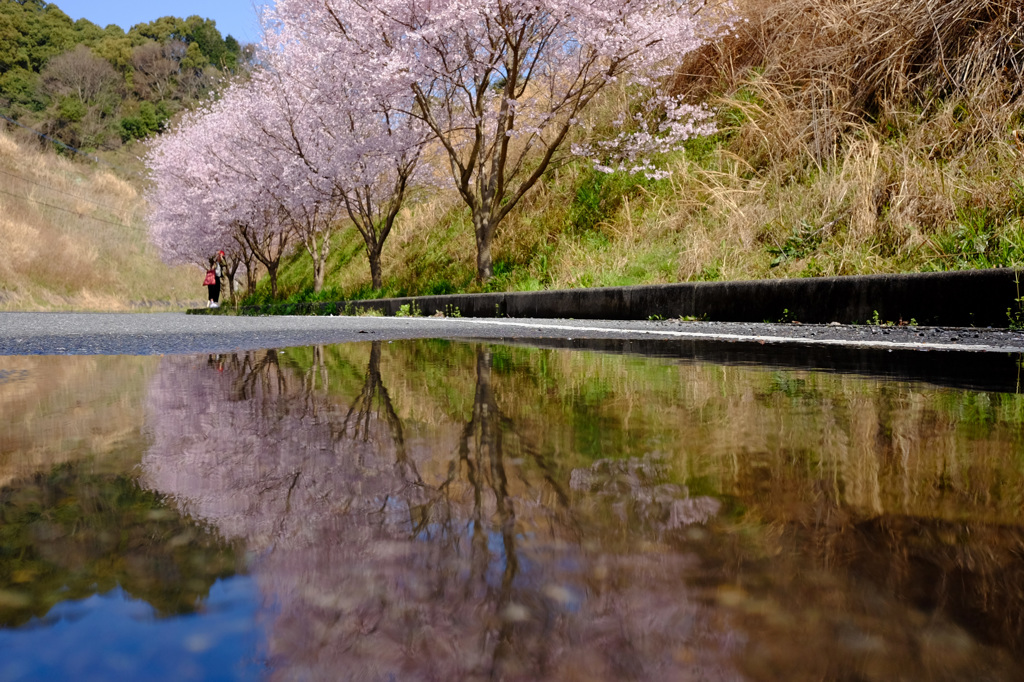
[0,578,267,682]
[2,340,1024,681]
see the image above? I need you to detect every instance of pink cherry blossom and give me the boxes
[148,0,734,290]
[268,0,735,281]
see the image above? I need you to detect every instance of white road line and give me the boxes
[383,317,1022,353]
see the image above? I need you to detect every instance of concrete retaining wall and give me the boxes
[201,268,1024,327]
[339,269,1021,326]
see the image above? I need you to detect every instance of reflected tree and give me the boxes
[435,348,531,677]
[341,341,426,510]
[141,344,740,681]
[344,344,404,457]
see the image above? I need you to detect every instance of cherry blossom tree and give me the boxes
[269,0,735,282]
[146,101,264,302]
[226,70,339,293]
[147,82,296,298]
[149,37,429,294]
[317,96,427,291]
[146,106,236,271]
[212,84,309,299]
[258,23,431,290]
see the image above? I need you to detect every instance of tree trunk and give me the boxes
[342,341,411,478]
[360,228,384,290]
[460,348,517,590]
[246,266,258,294]
[226,261,239,304]
[308,233,329,294]
[368,246,383,290]
[312,249,326,293]
[313,268,325,293]
[268,263,279,299]
[473,211,495,283]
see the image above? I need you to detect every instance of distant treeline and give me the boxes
[0,0,251,153]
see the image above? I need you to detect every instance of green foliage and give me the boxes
[1007,275,1024,331]
[71,16,104,44]
[0,0,77,72]
[119,100,169,141]
[395,301,421,317]
[681,132,723,167]
[766,221,826,268]
[865,310,917,326]
[936,207,999,269]
[352,305,384,316]
[179,41,206,71]
[867,310,892,326]
[425,279,458,295]
[568,166,664,234]
[0,67,43,110]
[763,308,789,323]
[925,205,1024,271]
[93,33,132,73]
[238,285,346,315]
[0,2,249,155]
[56,94,85,122]
[696,259,722,281]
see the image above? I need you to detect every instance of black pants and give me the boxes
[207,282,221,303]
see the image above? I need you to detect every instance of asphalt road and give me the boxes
[2,311,1024,355]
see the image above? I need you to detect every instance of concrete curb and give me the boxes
[190,268,1024,327]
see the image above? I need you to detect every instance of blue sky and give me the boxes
[55,0,268,45]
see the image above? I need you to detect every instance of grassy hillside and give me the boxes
[0,128,200,310]
[4,0,1022,313]
[248,0,1024,306]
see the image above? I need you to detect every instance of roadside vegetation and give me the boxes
[0,0,248,310]
[3,0,1024,312]
[243,0,1024,308]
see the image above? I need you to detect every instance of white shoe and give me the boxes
[212,302,219,308]
[207,301,213,308]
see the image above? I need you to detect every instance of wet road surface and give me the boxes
[2,312,1024,355]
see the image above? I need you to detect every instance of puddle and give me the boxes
[2,340,1024,680]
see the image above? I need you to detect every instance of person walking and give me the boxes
[204,251,225,308]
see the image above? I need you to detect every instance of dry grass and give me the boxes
[678,0,1024,114]
[258,0,1024,300]
[653,0,1024,280]
[0,128,201,311]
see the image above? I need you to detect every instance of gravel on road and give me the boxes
[2,311,1023,356]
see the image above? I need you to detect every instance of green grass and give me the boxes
[236,25,1024,309]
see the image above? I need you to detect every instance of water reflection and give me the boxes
[0,354,246,625]
[137,341,1024,681]
[0,356,157,487]
[5,340,1024,680]
[0,463,242,627]
[142,344,738,681]
[0,578,264,682]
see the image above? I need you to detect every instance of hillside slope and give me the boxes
[0,128,200,310]
[249,0,1024,306]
